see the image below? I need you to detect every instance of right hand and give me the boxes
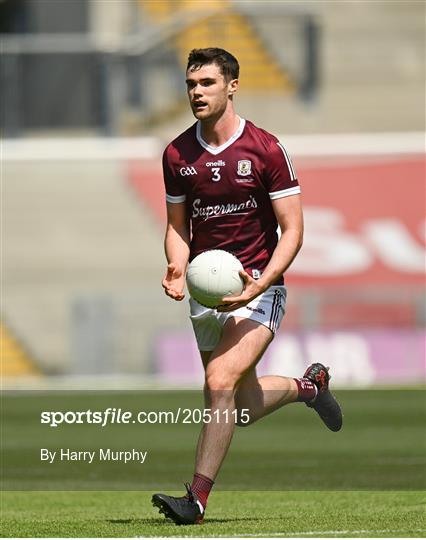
[162,263,185,301]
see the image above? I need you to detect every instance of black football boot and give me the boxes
[304,363,343,432]
[152,483,204,525]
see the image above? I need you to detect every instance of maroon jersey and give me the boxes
[163,118,300,282]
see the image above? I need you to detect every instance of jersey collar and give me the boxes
[196,117,246,155]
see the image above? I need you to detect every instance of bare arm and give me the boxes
[162,202,191,301]
[257,194,304,290]
[218,194,303,311]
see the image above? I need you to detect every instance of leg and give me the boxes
[193,352,212,473]
[198,342,299,435]
[234,368,299,426]
[152,291,342,525]
[234,364,342,432]
[195,316,273,480]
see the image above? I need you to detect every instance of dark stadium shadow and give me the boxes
[204,517,263,524]
[107,517,263,525]
[107,518,166,525]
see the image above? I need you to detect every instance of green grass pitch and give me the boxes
[2,389,425,537]
[2,490,425,537]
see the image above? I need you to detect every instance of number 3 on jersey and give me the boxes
[211,167,221,182]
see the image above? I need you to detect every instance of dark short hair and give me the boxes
[187,48,239,81]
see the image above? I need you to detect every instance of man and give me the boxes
[152,48,342,525]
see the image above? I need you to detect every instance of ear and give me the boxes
[228,78,239,97]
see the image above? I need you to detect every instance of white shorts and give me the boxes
[189,286,287,351]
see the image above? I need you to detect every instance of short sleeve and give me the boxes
[163,147,186,203]
[264,138,300,200]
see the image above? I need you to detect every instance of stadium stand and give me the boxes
[1,1,423,136]
[137,0,424,135]
[2,156,190,375]
[139,0,294,92]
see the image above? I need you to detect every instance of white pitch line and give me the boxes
[160,528,426,538]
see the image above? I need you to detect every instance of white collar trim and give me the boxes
[196,117,246,155]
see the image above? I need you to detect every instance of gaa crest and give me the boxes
[237,160,252,176]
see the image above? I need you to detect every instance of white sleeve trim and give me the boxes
[277,142,297,180]
[166,193,186,203]
[269,186,301,200]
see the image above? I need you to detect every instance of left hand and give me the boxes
[217,270,265,312]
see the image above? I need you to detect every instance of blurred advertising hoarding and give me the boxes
[129,150,425,287]
[156,329,425,387]
[289,156,424,286]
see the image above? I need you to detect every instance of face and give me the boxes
[186,63,238,121]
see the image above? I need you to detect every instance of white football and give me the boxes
[186,250,244,308]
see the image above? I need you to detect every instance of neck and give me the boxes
[199,108,240,148]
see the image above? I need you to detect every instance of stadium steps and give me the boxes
[1,321,40,376]
[140,1,424,135]
[139,0,294,91]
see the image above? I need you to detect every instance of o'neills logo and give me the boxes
[206,160,225,167]
[192,195,258,220]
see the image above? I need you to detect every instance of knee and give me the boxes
[205,368,238,396]
[205,372,234,392]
